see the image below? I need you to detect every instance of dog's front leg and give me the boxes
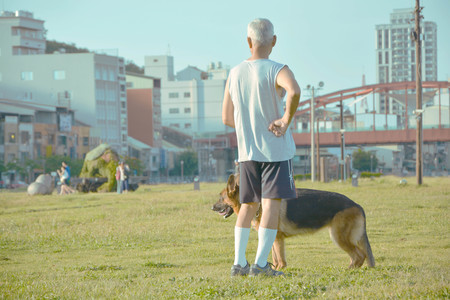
[272,234,286,270]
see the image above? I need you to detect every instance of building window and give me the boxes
[54,70,66,80]
[385,52,389,64]
[48,134,55,145]
[185,123,191,129]
[169,108,179,114]
[20,131,30,144]
[377,30,382,49]
[83,137,89,146]
[21,71,33,80]
[34,132,42,139]
[126,82,133,88]
[95,67,101,80]
[378,53,382,65]
[9,133,16,143]
[384,30,389,48]
[170,123,180,128]
[184,107,191,113]
[169,92,179,98]
[184,92,191,98]
[58,135,67,146]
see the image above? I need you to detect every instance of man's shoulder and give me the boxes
[230,61,248,71]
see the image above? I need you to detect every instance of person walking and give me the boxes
[123,164,130,193]
[116,162,125,194]
[222,18,301,277]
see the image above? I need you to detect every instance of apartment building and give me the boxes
[375,8,437,114]
[144,55,230,135]
[0,99,95,164]
[126,72,162,178]
[0,10,128,156]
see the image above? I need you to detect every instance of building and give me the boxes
[0,99,95,164]
[126,72,162,178]
[375,8,437,114]
[144,55,230,135]
[0,10,128,156]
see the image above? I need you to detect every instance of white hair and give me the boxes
[247,18,274,46]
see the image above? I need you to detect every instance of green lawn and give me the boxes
[0,176,449,299]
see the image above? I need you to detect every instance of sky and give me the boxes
[6,0,450,100]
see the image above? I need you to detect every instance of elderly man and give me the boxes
[222,18,301,277]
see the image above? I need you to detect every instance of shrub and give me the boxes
[360,172,383,178]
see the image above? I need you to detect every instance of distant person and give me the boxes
[222,18,300,277]
[57,166,75,195]
[116,162,126,194]
[234,159,240,175]
[123,164,130,193]
[62,161,71,185]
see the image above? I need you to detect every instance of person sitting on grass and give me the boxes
[57,166,75,195]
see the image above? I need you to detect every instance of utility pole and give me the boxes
[414,0,423,185]
[316,117,320,182]
[307,82,324,182]
[339,99,344,181]
[310,87,315,182]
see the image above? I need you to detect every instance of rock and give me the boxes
[27,174,53,195]
[78,143,120,192]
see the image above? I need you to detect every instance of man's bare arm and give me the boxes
[269,66,301,136]
[222,78,235,128]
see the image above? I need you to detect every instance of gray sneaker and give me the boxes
[230,262,250,277]
[249,262,284,277]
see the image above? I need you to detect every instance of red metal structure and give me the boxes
[292,81,450,147]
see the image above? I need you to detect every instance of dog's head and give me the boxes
[211,174,241,218]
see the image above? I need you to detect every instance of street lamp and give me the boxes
[370,154,374,173]
[306,81,324,182]
[340,129,346,181]
[180,160,184,183]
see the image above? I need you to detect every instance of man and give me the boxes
[222,18,301,277]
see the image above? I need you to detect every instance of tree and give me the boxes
[123,156,144,176]
[352,149,378,172]
[42,155,83,176]
[125,60,144,74]
[170,151,198,177]
[45,40,90,54]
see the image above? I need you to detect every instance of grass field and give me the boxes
[0,176,449,299]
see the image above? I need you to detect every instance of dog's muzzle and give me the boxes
[211,203,234,219]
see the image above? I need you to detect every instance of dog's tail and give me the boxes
[360,221,375,267]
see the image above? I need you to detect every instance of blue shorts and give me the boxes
[239,159,296,204]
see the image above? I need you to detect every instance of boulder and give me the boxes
[78,143,119,192]
[27,174,53,195]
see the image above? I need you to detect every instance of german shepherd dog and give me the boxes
[212,174,375,270]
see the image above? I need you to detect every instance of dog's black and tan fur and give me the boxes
[212,174,375,270]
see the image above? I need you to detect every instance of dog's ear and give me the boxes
[227,174,239,198]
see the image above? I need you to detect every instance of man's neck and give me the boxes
[248,46,271,60]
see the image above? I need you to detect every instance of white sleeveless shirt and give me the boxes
[228,59,296,162]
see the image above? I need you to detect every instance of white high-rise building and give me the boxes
[375,8,437,114]
[145,55,229,135]
[0,10,128,155]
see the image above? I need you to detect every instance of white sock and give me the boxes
[234,226,250,267]
[254,227,278,268]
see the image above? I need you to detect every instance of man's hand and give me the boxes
[268,119,288,137]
